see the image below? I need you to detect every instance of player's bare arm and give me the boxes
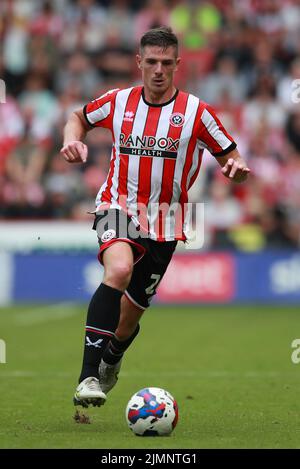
[217,148,250,183]
[60,110,90,164]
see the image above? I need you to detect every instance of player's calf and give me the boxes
[98,324,141,394]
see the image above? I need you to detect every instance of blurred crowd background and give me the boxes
[0,0,300,251]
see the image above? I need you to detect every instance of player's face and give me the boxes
[137,46,180,96]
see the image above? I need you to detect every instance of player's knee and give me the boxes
[104,262,133,290]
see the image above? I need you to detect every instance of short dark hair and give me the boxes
[140,27,178,56]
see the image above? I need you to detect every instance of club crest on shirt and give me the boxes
[170,112,185,127]
[101,229,116,243]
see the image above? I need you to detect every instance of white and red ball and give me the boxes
[125,387,178,436]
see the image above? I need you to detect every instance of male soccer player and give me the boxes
[61,27,250,408]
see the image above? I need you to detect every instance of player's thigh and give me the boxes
[102,241,134,276]
[94,208,145,266]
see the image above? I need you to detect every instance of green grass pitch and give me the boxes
[0,303,300,449]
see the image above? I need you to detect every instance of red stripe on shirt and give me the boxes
[98,91,118,203]
[156,91,189,240]
[101,145,117,204]
[117,87,143,208]
[188,149,203,190]
[175,148,204,240]
[179,102,204,207]
[176,102,204,239]
[136,106,162,231]
[86,89,118,129]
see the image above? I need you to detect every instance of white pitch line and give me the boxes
[121,370,289,378]
[0,370,295,378]
[0,371,74,377]
[13,302,80,326]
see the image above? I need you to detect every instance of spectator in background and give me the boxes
[71,149,111,221]
[0,94,24,176]
[245,41,283,93]
[28,8,62,80]
[134,0,170,42]
[246,121,283,207]
[30,1,63,42]
[286,109,300,153]
[278,57,300,111]
[197,55,247,105]
[0,0,300,249]
[258,206,298,249]
[54,84,86,148]
[65,0,106,26]
[252,0,283,38]
[44,152,85,218]
[243,74,285,131]
[204,179,244,249]
[213,22,253,74]
[62,0,107,53]
[104,0,135,49]
[280,0,300,55]
[3,119,47,218]
[281,148,300,237]
[1,7,29,95]
[212,89,243,136]
[18,73,59,141]
[56,52,101,101]
[96,30,134,86]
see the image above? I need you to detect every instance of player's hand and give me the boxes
[221,158,250,183]
[60,141,88,164]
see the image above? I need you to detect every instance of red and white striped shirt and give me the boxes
[83,86,236,242]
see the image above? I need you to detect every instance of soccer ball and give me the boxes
[125,387,178,436]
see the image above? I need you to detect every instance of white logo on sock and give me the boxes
[86,336,103,348]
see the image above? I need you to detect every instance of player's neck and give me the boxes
[143,86,177,106]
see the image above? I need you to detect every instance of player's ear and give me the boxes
[174,56,181,72]
[136,54,142,70]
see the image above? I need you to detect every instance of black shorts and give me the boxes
[93,209,177,310]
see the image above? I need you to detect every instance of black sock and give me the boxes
[78,283,123,383]
[102,324,140,365]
